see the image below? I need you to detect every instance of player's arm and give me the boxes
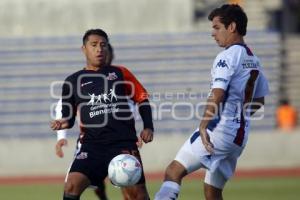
[54,98,68,158]
[200,55,234,153]
[51,78,76,130]
[138,99,154,143]
[56,136,68,158]
[119,66,154,143]
[199,88,224,154]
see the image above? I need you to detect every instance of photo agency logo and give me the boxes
[50,77,265,127]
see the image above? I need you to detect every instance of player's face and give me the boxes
[82,34,108,67]
[211,16,232,48]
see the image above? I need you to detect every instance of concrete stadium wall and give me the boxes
[1,129,299,176]
[0,0,193,37]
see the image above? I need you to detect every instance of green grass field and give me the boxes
[0,177,299,200]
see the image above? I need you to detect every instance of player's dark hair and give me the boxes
[208,4,248,36]
[82,29,109,45]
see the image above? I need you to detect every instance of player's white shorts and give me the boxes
[174,129,244,189]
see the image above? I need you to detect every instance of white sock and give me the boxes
[154,181,181,200]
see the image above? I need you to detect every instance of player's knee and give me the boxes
[64,172,90,196]
[64,182,75,194]
[64,181,79,195]
[164,160,187,182]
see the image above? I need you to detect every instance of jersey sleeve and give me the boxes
[118,66,149,103]
[55,98,67,140]
[55,98,63,119]
[61,77,76,128]
[210,53,235,90]
[253,72,269,98]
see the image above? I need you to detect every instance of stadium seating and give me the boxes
[0,31,280,138]
[282,35,300,123]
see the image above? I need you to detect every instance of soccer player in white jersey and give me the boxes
[154,4,269,200]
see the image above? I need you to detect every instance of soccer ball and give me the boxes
[108,154,142,187]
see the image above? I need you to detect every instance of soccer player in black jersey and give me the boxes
[51,29,154,200]
[54,43,127,200]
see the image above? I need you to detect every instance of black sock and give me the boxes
[63,193,80,200]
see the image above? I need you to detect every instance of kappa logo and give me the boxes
[81,81,93,87]
[106,72,118,80]
[76,152,88,160]
[216,59,228,68]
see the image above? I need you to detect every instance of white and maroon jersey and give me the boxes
[207,44,269,147]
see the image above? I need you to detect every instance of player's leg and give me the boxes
[203,154,239,200]
[122,183,149,200]
[203,169,226,200]
[64,172,90,200]
[122,154,150,200]
[94,181,109,200]
[64,143,100,200]
[204,183,223,200]
[154,131,204,200]
[154,160,188,200]
[164,160,188,183]
[115,146,150,200]
[120,188,130,200]
[96,182,129,200]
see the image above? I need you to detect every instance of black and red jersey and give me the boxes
[61,65,151,145]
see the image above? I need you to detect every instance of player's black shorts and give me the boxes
[68,141,146,187]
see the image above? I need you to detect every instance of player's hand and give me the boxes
[50,119,69,130]
[199,128,214,154]
[55,138,68,158]
[139,128,153,143]
[136,136,143,149]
